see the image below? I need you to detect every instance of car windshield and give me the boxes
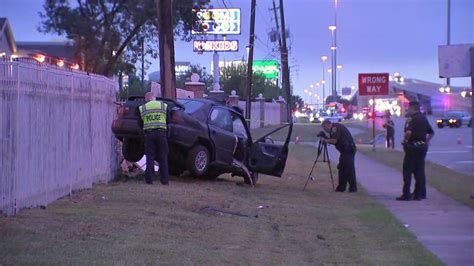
[446,111,462,117]
[177,100,205,114]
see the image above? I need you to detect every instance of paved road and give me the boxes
[355,116,473,176]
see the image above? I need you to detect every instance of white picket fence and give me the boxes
[0,59,117,215]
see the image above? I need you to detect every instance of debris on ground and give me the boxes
[201,207,250,218]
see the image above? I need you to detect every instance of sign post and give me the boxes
[358,73,389,151]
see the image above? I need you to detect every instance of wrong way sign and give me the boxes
[358,73,389,96]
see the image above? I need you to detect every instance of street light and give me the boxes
[321,55,328,105]
[337,64,342,95]
[329,21,337,98]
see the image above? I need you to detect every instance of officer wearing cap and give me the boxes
[397,101,434,201]
[321,119,358,192]
[139,92,170,185]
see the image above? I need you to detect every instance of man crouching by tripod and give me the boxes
[320,119,358,193]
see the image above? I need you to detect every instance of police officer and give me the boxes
[383,111,395,149]
[397,101,434,201]
[321,119,357,192]
[139,92,170,185]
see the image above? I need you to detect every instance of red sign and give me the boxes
[358,73,389,96]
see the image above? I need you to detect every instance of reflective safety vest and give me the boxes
[139,100,168,130]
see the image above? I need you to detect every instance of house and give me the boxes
[0,17,17,56]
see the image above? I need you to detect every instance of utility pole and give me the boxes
[141,37,145,82]
[245,0,257,122]
[270,0,282,51]
[279,0,291,121]
[155,0,176,99]
[271,0,283,93]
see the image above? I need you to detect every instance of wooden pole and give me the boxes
[279,0,291,122]
[156,0,177,99]
[245,0,257,123]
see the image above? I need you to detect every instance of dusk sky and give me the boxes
[1,0,472,99]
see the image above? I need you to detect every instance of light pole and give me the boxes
[321,55,328,105]
[337,64,342,95]
[315,82,320,109]
[446,0,451,89]
[329,25,337,98]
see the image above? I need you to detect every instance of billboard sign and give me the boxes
[358,73,389,96]
[192,8,241,35]
[193,40,239,52]
[438,44,473,78]
[253,60,280,79]
[341,87,351,96]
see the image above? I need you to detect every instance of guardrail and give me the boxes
[0,59,117,216]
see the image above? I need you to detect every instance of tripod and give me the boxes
[303,139,335,191]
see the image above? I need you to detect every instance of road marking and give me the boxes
[427,150,469,154]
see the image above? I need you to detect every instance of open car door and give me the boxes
[247,123,293,177]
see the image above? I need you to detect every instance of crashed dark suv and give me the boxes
[111,96,292,184]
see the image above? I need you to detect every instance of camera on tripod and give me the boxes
[317,131,327,138]
[302,130,334,191]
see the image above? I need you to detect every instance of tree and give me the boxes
[220,63,282,99]
[291,95,304,110]
[39,0,209,77]
[117,74,150,100]
[176,64,212,90]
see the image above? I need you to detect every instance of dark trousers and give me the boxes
[402,145,428,198]
[337,151,357,191]
[386,132,394,149]
[144,129,170,184]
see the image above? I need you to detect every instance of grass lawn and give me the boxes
[0,145,441,264]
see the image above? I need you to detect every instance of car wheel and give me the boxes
[186,145,210,177]
[455,123,461,128]
[437,124,443,129]
[123,138,144,162]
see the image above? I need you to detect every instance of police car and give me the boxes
[436,110,472,128]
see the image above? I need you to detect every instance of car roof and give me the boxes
[178,98,241,113]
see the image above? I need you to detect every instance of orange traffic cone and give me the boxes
[456,135,462,145]
[295,136,300,144]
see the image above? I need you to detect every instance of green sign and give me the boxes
[253,60,280,79]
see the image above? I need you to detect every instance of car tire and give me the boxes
[455,123,461,128]
[437,124,444,128]
[186,145,210,177]
[123,138,144,162]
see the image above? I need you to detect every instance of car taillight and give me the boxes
[118,106,127,116]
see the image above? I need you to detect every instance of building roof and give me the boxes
[0,17,17,54]
[16,41,75,62]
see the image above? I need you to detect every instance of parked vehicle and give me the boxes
[111,96,292,184]
[316,112,344,123]
[436,110,472,128]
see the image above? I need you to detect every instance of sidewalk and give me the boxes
[327,148,474,266]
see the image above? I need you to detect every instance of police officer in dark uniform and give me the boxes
[397,101,434,201]
[321,119,358,192]
[139,92,170,185]
[383,111,395,149]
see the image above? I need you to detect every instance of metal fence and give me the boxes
[0,59,117,216]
